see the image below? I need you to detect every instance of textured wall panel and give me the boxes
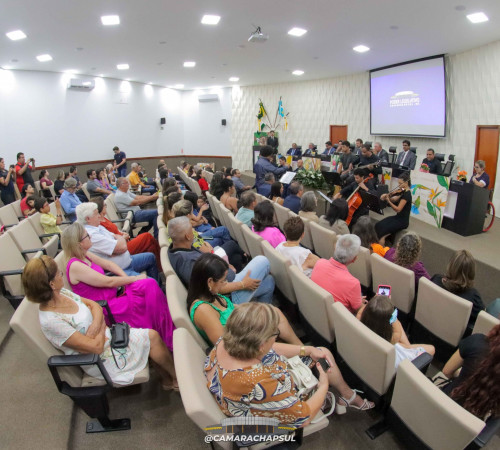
[232,39,500,212]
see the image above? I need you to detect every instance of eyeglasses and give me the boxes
[79,234,90,242]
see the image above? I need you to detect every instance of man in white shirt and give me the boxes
[114,177,159,238]
[75,202,158,281]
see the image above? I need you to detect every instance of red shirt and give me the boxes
[198,178,209,192]
[310,258,362,314]
[15,163,33,191]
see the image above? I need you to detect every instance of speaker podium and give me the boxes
[442,180,489,236]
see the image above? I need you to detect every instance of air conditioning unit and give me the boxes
[198,94,219,102]
[67,78,95,90]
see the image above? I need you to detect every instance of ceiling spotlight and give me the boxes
[467,12,489,23]
[248,26,269,43]
[229,77,239,82]
[353,45,370,53]
[116,63,129,70]
[64,69,78,74]
[101,15,120,25]
[36,54,53,62]
[201,15,221,25]
[288,27,307,37]
[292,70,304,76]
[175,84,185,89]
[6,30,27,40]
[183,61,196,68]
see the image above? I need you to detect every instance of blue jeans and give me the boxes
[200,226,231,248]
[231,256,275,304]
[124,252,158,282]
[133,209,159,239]
[118,166,127,178]
[141,185,156,194]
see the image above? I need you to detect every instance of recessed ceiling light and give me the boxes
[99,74,104,77]
[288,27,307,37]
[353,45,370,53]
[116,63,129,70]
[467,12,489,23]
[229,77,239,82]
[183,61,196,68]
[36,54,52,62]
[6,30,27,41]
[292,70,304,76]
[175,84,184,88]
[101,15,120,26]
[201,15,221,25]
[148,82,152,85]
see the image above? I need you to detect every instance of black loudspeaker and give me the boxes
[221,119,227,126]
[160,117,166,125]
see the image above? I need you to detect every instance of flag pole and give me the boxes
[273,96,281,130]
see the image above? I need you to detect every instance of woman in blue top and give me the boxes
[470,160,490,189]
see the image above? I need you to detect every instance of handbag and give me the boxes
[110,322,130,369]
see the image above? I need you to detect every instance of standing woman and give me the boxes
[0,158,16,205]
[470,160,490,189]
[375,172,412,240]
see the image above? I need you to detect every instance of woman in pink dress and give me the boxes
[251,200,286,248]
[61,222,174,351]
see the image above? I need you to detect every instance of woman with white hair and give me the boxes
[298,191,319,223]
[61,222,175,351]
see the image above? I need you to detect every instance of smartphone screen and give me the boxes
[377,285,391,296]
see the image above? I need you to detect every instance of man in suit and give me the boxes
[267,130,279,154]
[421,148,443,174]
[283,181,304,214]
[287,143,302,157]
[373,142,389,164]
[322,141,335,155]
[303,143,317,156]
[395,139,417,170]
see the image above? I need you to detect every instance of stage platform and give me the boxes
[241,170,500,305]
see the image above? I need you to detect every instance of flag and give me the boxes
[278,99,284,117]
[257,100,267,131]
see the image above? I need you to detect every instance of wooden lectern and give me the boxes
[442,180,489,236]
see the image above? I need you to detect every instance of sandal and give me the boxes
[335,389,374,415]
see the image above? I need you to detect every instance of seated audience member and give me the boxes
[162,177,177,196]
[21,256,177,389]
[231,169,251,195]
[209,171,225,199]
[441,325,500,420]
[298,191,319,223]
[168,217,274,304]
[276,217,319,277]
[421,148,443,175]
[189,254,300,344]
[0,158,16,205]
[431,250,485,328]
[269,181,284,205]
[172,200,231,248]
[235,191,257,228]
[219,178,239,214]
[162,191,183,227]
[137,164,156,187]
[252,200,286,248]
[319,198,350,235]
[34,197,63,234]
[68,165,82,188]
[395,139,416,170]
[303,143,317,156]
[38,169,54,200]
[114,177,159,239]
[59,178,82,222]
[53,170,66,196]
[384,231,430,288]
[311,234,364,314]
[97,168,115,191]
[294,159,305,172]
[106,164,117,187]
[91,197,161,270]
[20,184,37,217]
[278,155,287,169]
[76,202,158,281]
[187,166,195,178]
[183,191,211,231]
[358,295,435,368]
[164,185,181,196]
[373,142,389,164]
[128,163,156,194]
[287,142,302,157]
[257,172,275,197]
[60,223,175,352]
[205,301,374,424]
[159,168,169,186]
[352,216,388,256]
[86,169,112,198]
[194,169,209,193]
[283,181,304,214]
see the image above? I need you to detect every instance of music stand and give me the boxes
[316,190,333,215]
[321,171,341,186]
[359,190,384,215]
[391,165,410,179]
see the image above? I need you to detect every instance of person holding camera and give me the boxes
[0,158,16,205]
[15,152,35,191]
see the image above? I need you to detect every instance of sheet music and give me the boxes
[279,171,297,184]
[316,190,333,204]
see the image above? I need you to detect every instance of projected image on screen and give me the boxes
[370,56,446,137]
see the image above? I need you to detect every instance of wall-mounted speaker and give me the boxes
[221,119,227,126]
[160,117,166,125]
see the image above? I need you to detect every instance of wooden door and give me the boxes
[330,125,347,145]
[475,126,499,191]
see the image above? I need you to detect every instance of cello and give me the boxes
[345,173,374,225]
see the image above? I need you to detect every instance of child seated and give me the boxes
[34,196,63,234]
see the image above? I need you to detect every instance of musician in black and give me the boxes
[359,143,381,176]
[375,171,412,241]
[334,168,377,228]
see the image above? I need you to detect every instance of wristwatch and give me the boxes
[299,346,306,357]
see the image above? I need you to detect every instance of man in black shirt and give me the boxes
[337,141,358,182]
[421,148,443,175]
[358,143,381,176]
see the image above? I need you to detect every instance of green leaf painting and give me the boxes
[437,175,449,190]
